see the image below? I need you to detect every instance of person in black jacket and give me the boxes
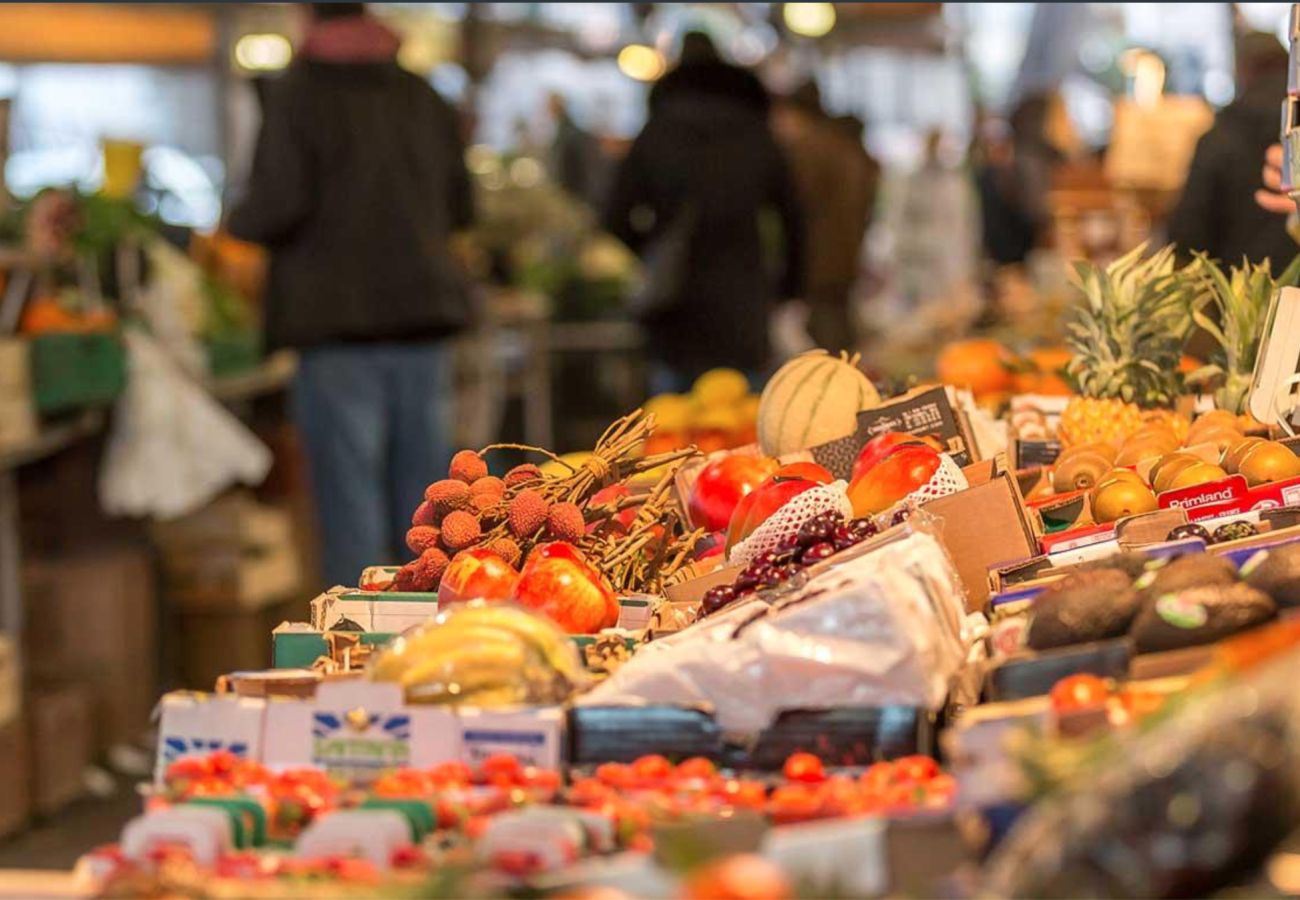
[1170,32,1296,272]
[603,32,803,393]
[229,3,472,588]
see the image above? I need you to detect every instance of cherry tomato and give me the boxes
[892,755,940,784]
[429,760,473,787]
[595,762,634,788]
[631,754,673,784]
[1050,673,1110,712]
[768,784,822,824]
[676,757,718,781]
[782,752,826,784]
[480,754,523,785]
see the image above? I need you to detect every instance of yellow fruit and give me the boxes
[757,351,880,455]
[1059,397,1144,448]
[1052,451,1112,493]
[1238,442,1300,486]
[1184,425,1243,455]
[644,394,693,433]
[1167,462,1229,491]
[692,368,750,408]
[1151,454,1199,494]
[738,395,760,425]
[1186,410,1240,444]
[1114,430,1180,467]
[1222,437,1265,474]
[692,405,744,433]
[1091,479,1158,523]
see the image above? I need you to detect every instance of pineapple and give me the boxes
[1184,253,1300,414]
[1060,244,1195,446]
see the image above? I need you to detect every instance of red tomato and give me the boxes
[480,754,523,785]
[859,761,895,793]
[720,779,768,810]
[687,455,779,532]
[1050,673,1110,712]
[595,762,635,788]
[511,542,618,633]
[676,757,718,781]
[429,760,473,787]
[632,754,673,784]
[892,755,940,784]
[847,445,942,517]
[782,752,826,784]
[768,784,823,824]
[438,548,519,604]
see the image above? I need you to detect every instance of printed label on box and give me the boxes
[155,692,267,784]
[855,386,973,467]
[1158,475,1249,512]
[1014,440,1062,470]
[458,708,564,770]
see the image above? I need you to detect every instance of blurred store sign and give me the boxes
[1105,96,1212,192]
[234,33,293,73]
[0,4,214,64]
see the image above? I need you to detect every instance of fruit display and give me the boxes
[847,441,943,516]
[643,368,760,455]
[686,453,777,532]
[756,349,880,455]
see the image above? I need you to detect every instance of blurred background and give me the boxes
[0,0,1295,865]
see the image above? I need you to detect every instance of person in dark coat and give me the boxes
[1170,32,1296,272]
[603,32,803,393]
[228,3,472,588]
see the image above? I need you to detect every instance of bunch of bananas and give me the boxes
[369,602,586,706]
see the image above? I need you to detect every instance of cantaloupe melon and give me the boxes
[756,350,880,455]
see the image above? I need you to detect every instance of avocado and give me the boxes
[1130,583,1276,654]
[1242,543,1300,608]
[1133,554,1238,604]
[1027,569,1142,651]
[1074,552,1153,580]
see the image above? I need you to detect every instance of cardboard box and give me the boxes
[178,596,303,690]
[317,590,438,634]
[922,470,1038,612]
[261,680,460,781]
[23,545,156,750]
[152,494,302,612]
[0,718,30,839]
[155,691,268,785]
[28,682,92,816]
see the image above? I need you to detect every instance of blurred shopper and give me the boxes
[973,117,1038,267]
[772,81,879,354]
[229,3,472,587]
[1171,32,1295,271]
[547,92,599,205]
[603,31,803,393]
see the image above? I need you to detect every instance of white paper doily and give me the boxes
[729,481,854,567]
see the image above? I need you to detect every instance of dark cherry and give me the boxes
[831,524,864,551]
[801,541,837,565]
[701,585,738,616]
[890,508,911,526]
[775,534,803,557]
[750,550,782,568]
[734,567,762,592]
[759,566,785,588]
[774,563,803,582]
[797,518,835,547]
[849,518,880,539]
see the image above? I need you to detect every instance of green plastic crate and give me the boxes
[29,332,127,415]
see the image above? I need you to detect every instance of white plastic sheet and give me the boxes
[99,328,271,520]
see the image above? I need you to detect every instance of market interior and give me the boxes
[5,2,1300,896]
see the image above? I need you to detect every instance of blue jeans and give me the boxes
[291,342,454,588]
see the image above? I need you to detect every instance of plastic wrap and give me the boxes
[578,527,972,736]
[982,636,1300,897]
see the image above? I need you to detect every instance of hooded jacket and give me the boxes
[603,59,803,373]
[1170,78,1298,273]
[228,15,473,348]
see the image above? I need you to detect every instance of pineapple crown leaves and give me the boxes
[1065,242,1196,407]
[1183,252,1300,413]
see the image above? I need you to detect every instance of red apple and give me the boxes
[586,483,639,534]
[847,446,942,516]
[687,455,779,532]
[438,548,519,604]
[511,542,618,633]
[851,433,943,483]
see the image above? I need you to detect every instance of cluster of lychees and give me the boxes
[392,451,589,592]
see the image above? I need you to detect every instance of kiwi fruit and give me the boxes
[1053,450,1112,493]
[1027,568,1142,651]
[1133,553,1238,604]
[1130,582,1276,653]
[1242,543,1300,608]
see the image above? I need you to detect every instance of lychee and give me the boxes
[411,500,439,527]
[487,537,522,568]
[406,525,441,554]
[440,510,482,551]
[425,479,470,517]
[394,548,449,592]
[449,450,488,484]
[546,502,585,543]
[470,476,505,500]
[504,464,543,487]
[508,489,549,538]
[470,492,500,515]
